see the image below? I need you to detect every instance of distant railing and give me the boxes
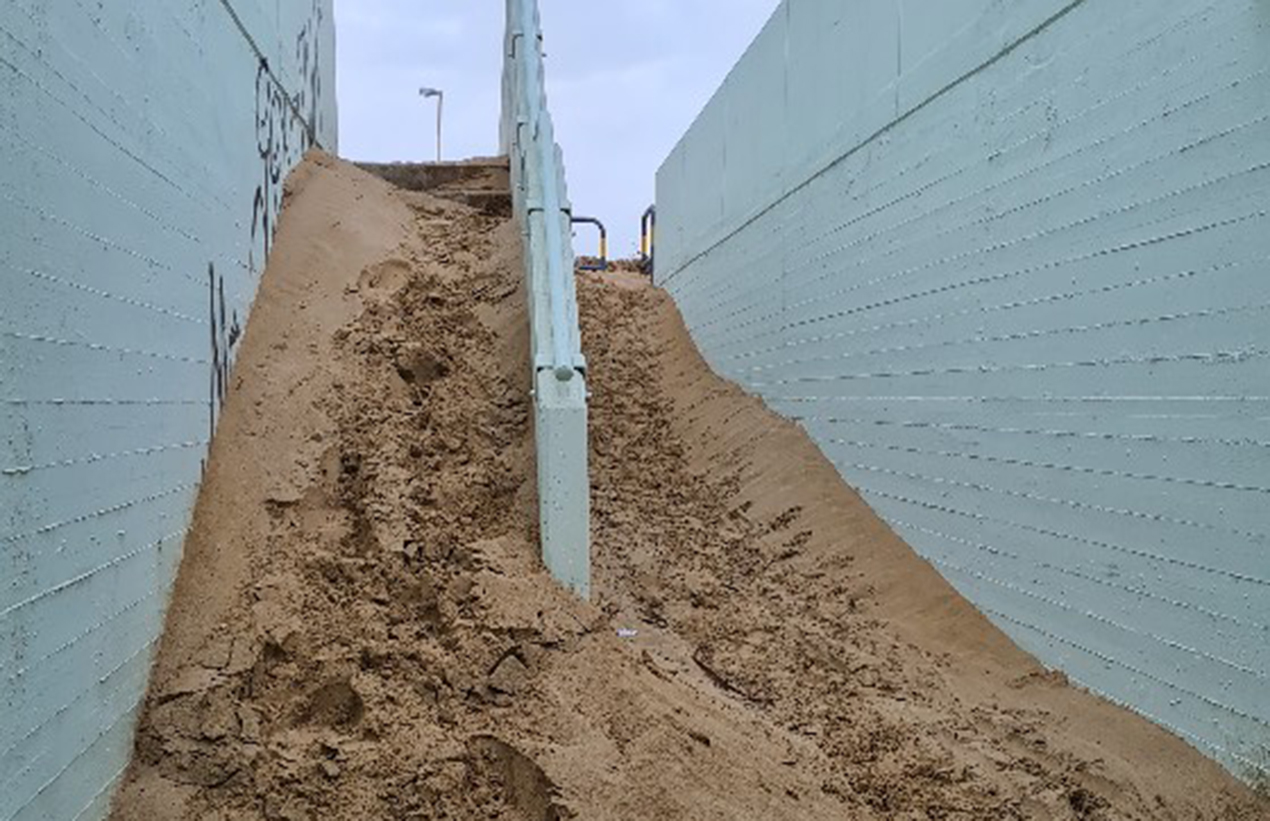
[571,216,609,271]
[501,0,591,597]
[640,205,656,275]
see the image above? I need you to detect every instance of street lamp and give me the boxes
[419,87,444,163]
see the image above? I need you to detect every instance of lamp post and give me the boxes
[419,87,444,163]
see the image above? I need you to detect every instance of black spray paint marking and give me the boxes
[294,0,325,148]
[248,0,326,279]
[212,2,324,451]
[250,61,288,278]
[208,263,242,440]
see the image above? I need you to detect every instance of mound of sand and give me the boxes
[108,155,1265,820]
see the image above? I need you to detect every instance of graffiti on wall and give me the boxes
[208,263,242,441]
[294,0,325,148]
[248,0,326,280]
[250,62,288,280]
[222,0,327,440]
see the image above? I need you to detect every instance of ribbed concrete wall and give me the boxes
[657,0,1269,780]
[0,3,336,818]
[502,0,592,599]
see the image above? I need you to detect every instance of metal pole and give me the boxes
[435,91,444,163]
[640,205,656,276]
[420,87,444,163]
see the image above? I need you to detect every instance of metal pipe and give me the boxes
[640,205,656,276]
[571,216,608,271]
[435,92,443,163]
[419,87,444,163]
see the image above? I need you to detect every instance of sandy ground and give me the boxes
[108,155,1266,820]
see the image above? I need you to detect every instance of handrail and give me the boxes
[640,205,656,276]
[571,216,608,271]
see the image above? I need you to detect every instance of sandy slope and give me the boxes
[108,155,1265,820]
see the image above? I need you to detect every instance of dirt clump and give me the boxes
[108,156,1266,820]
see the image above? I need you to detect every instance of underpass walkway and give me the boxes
[107,155,1265,821]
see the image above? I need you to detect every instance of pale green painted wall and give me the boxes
[658,0,1270,780]
[0,3,337,818]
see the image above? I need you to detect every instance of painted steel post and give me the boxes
[640,205,656,276]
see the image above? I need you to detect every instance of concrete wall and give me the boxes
[657,0,1269,780]
[503,0,592,599]
[0,2,336,818]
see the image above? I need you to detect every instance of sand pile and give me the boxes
[109,155,1265,820]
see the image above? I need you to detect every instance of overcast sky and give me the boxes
[334,1,781,254]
